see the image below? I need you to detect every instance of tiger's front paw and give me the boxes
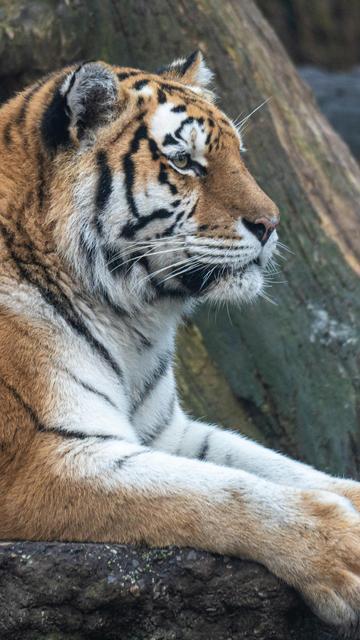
[327,479,360,514]
[271,489,360,631]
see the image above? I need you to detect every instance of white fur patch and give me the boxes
[150,103,208,169]
[192,52,214,87]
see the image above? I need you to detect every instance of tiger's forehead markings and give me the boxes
[150,101,209,161]
[131,79,154,98]
[114,66,239,150]
[117,69,142,81]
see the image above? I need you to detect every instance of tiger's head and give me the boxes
[41,52,279,310]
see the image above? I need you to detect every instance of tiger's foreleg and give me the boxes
[151,409,360,513]
[5,431,360,629]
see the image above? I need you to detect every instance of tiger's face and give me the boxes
[46,52,279,309]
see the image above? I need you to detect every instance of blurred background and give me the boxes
[258,0,360,159]
[2,0,360,158]
[0,0,359,477]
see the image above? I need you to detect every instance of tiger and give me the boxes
[0,50,360,630]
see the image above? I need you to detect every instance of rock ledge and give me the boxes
[0,542,341,639]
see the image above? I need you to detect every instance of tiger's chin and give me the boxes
[201,262,264,305]
[178,261,264,305]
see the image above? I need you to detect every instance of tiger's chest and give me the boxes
[79,304,178,421]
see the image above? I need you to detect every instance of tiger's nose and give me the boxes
[243,216,279,246]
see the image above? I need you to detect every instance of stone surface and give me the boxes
[0,542,342,640]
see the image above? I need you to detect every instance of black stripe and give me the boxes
[148,137,160,160]
[157,88,167,103]
[0,375,45,432]
[3,122,12,148]
[41,84,71,152]
[103,245,126,275]
[51,429,115,441]
[79,230,96,286]
[180,50,198,76]
[192,159,207,177]
[120,222,136,240]
[63,64,84,102]
[130,351,172,417]
[99,286,132,320]
[141,393,176,446]
[116,450,146,469]
[16,82,45,127]
[158,209,186,237]
[120,207,175,239]
[152,283,188,301]
[134,253,188,301]
[0,376,113,441]
[157,81,190,96]
[174,116,194,141]
[133,79,149,91]
[0,221,123,381]
[198,434,211,460]
[36,150,46,211]
[117,71,141,81]
[66,370,118,409]
[178,261,224,294]
[110,116,139,146]
[98,283,153,348]
[187,201,198,218]
[95,150,113,235]
[163,133,178,146]
[155,81,215,116]
[171,104,186,113]
[158,163,178,195]
[133,329,152,349]
[123,124,148,219]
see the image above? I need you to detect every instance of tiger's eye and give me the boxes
[172,153,189,170]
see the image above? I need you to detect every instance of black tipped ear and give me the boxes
[62,62,119,137]
[158,50,214,89]
[41,62,119,152]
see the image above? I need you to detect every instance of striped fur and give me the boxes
[0,52,360,631]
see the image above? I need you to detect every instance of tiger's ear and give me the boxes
[42,62,120,152]
[158,50,214,92]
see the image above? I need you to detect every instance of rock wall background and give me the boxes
[257,0,360,70]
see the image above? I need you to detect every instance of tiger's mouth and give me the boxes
[177,257,261,295]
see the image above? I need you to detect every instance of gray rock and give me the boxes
[0,542,342,640]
